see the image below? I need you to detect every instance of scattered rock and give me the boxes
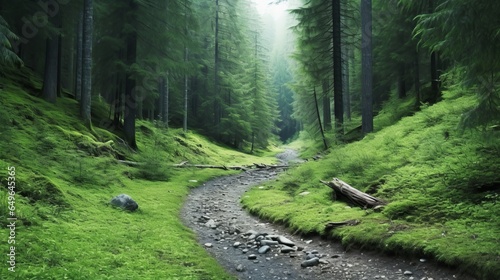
[205,219,217,229]
[319,259,329,264]
[299,191,310,196]
[301,257,320,268]
[306,253,318,260]
[331,254,341,258]
[280,246,296,253]
[277,236,295,246]
[236,264,245,272]
[233,242,242,248]
[404,270,413,276]
[242,249,249,254]
[258,245,271,254]
[243,230,258,236]
[248,254,257,260]
[204,243,213,248]
[189,180,198,183]
[260,240,279,246]
[420,258,427,263]
[110,194,139,211]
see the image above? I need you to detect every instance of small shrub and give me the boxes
[135,148,172,181]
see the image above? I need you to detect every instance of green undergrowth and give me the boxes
[242,89,500,279]
[0,71,277,279]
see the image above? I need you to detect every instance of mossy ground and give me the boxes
[0,71,277,279]
[242,90,500,279]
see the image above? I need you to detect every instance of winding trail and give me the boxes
[181,149,475,280]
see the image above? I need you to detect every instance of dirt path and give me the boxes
[181,149,475,280]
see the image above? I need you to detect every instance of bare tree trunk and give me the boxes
[398,63,407,98]
[124,0,137,149]
[74,11,83,101]
[214,0,220,129]
[332,0,343,134]
[343,45,351,121]
[361,0,373,134]
[414,51,421,107]
[41,31,59,103]
[321,178,385,208]
[430,51,441,103]
[165,72,170,128]
[56,17,63,98]
[322,80,332,131]
[314,87,328,150]
[184,47,189,132]
[80,0,93,126]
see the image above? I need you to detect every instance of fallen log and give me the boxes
[253,163,289,169]
[117,160,288,171]
[320,178,386,208]
[172,163,249,171]
[325,219,360,230]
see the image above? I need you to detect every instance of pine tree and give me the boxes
[80,0,93,125]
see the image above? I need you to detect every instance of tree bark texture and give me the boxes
[41,31,59,103]
[124,0,138,149]
[361,0,373,134]
[80,0,93,125]
[321,178,385,208]
[75,11,83,101]
[332,0,343,133]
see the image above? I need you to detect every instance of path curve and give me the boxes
[181,149,475,280]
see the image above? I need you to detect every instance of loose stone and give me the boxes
[280,245,296,253]
[301,257,320,268]
[258,245,271,254]
[404,270,413,276]
[260,240,279,246]
[278,236,295,246]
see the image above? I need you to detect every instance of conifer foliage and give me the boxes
[1,0,280,151]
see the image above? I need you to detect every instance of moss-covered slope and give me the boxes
[0,70,276,279]
[242,90,500,279]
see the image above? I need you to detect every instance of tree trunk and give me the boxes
[321,178,385,208]
[361,0,373,134]
[343,45,351,121]
[80,0,93,125]
[165,73,170,128]
[214,0,220,128]
[124,33,137,148]
[113,73,123,129]
[75,11,83,101]
[428,0,440,104]
[332,0,343,134]
[184,47,189,132]
[314,87,328,150]
[56,17,63,98]
[322,80,332,131]
[430,51,441,103]
[158,78,164,122]
[414,51,421,107]
[41,31,59,103]
[398,63,407,98]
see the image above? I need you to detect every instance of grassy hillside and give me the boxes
[242,89,500,279]
[0,70,277,279]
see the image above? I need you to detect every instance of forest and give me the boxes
[0,0,499,279]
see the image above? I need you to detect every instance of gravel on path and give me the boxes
[181,149,475,280]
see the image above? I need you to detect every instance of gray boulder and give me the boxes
[110,194,138,211]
